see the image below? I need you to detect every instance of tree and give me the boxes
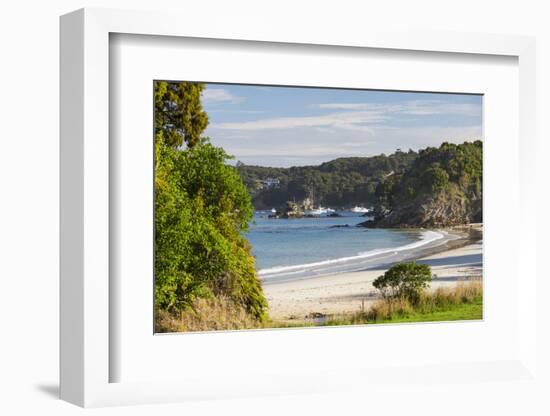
[154,82,268,328]
[423,164,450,192]
[154,132,267,321]
[369,141,483,227]
[154,80,209,148]
[236,151,418,210]
[373,262,432,304]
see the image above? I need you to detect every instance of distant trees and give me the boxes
[423,164,450,192]
[237,150,418,209]
[369,140,483,227]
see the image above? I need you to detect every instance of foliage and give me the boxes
[154,82,268,329]
[423,164,450,192]
[237,150,418,209]
[271,281,483,327]
[155,296,263,333]
[372,262,432,304]
[392,141,482,198]
[154,80,209,148]
[370,140,483,226]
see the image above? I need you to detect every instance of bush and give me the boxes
[365,281,482,322]
[154,81,269,331]
[155,296,262,333]
[373,262,432,304]
[154,133,268,323]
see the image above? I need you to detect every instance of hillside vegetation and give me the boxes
[237,150,417,209]
[368,140,482,227]
[238,140,482,228]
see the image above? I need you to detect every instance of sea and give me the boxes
[247,211,447,284]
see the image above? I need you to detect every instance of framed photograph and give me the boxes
[60,8,538,407]
[151,80,484,334]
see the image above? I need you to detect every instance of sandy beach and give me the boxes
[264,234,482,322]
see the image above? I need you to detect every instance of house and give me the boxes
[261,177,280,189]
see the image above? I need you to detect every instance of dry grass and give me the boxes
[155,296,262,333]
[365,281,483,321]
[365,297,415,321]
[156,282,483,331]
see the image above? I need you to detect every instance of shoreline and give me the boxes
[260,224,480,285]
[263,225,482,323]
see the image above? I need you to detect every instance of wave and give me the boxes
[258,230,445,277]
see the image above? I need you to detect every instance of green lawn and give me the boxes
[269,297,483,328]
[371,298,483,324]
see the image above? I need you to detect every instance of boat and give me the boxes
[271,208,276,213]
[350,206,370,213]
[306,206,328,216]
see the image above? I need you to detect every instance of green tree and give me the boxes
[373,262,432,304]
[423,164,450,192]
[236,151,418,210]
[154,134,266,320]
[154,80,209,148]
[369,141,482,227]
[154,82,268,327]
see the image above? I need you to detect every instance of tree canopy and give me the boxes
[373,262,432,304]
[154,81,209,148]
[154,81,267,328]
[237,150,418,209]
[369,140,483,227]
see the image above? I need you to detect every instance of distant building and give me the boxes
[261,177,280,189]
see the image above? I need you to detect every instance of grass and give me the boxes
[271,281,483,328]
[366,298,482,324]
[156,281,483,332]
[155,296,262,333]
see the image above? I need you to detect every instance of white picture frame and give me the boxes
[60,8,538,408]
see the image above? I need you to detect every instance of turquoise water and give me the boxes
[247,212,439,283]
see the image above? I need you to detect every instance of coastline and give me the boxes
[260,224,480,284]
[263,225,482,324]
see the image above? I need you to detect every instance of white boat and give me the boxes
[306,206,328,216]
[350,206,370,213]
[271,208,276,213]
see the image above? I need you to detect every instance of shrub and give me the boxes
[155,296,262,333]
[365,280,482,322]
[154,81,269,331]
[373,262,432,304]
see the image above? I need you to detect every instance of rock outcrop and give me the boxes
[365,141,483,228]
[364,190,481,228]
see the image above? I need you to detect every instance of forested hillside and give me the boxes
[368,141,482,227]
[238,140,482,228]
[237,150,418,209]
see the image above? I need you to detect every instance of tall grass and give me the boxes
[367,281,482,322]
[155,296,262,333]
[157,282,483,331]
[327,281,483,325]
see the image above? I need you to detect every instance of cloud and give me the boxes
[210,99,480,134]
[206,123,482,167]
[202,88,244,104]
[317,100,481,117]
[202,89,482,167]
[211,110,388,131]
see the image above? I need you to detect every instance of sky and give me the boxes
[201,83,483,167]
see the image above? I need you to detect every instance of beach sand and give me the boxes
[264,239,482,322]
